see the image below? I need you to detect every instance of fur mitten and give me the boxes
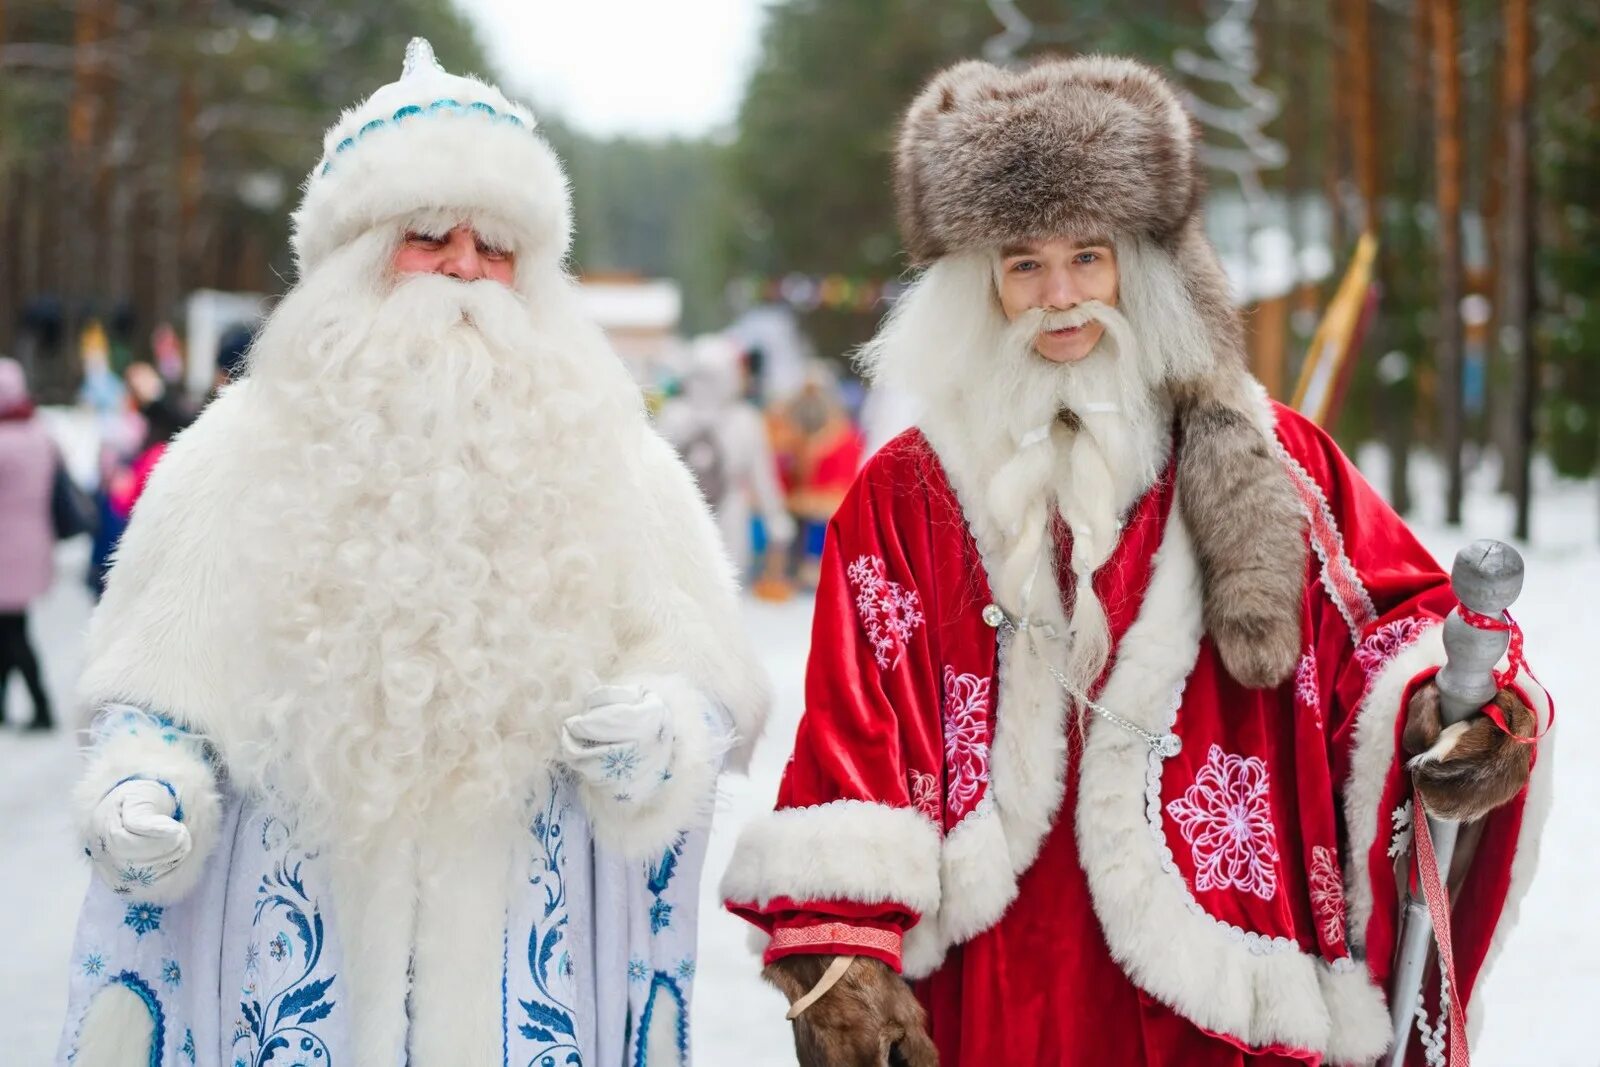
[765,955,939,1067]
[1404,682,1536,821]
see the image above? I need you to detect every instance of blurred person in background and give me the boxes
[57,39,766,1067]
[149,322,186,388]
[78,326,143,598]
[724,57,1552,1067]
[212,320,257,395]
[657,334,795,596]
[767,360,865,587]
[0,357,58,730]
[105,385,192,524]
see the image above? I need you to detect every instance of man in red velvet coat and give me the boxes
[722,57,1551,1067]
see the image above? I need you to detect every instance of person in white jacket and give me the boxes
[58,39,768,1067]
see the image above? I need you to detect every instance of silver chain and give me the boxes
[986,603,1182,760]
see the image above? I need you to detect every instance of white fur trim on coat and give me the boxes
[71,982,156,1067]
[577,673,729,860]
[408,808,518,1064]
[720,800,943,918]
[72,712,222,906]
[1342,625,1443,954]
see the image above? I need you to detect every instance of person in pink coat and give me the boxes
[0,356,57,729]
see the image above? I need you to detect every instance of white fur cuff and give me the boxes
[73,711,223,905]
[579,674,728,860]
[720,800,943,917]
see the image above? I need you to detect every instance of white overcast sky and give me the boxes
[456,0,774,139]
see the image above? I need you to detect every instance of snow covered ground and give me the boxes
[2,416,1594,1064]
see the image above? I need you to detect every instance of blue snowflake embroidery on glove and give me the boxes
[81,953,105,977]
[161,959,182,988]
[119,864,157,887]
[268,932,290,961]
[676,959,696,982]
[602,746,642,781]
[124,902,164,937]
[627,958,649,983]
[244,942,260,974]
[649,899,673,934]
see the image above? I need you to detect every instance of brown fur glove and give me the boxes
[764,955,939,1067]
[1403,682,1537,822]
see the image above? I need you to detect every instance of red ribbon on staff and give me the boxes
[1412,782,1470,1067]
[1453,608,1552,744]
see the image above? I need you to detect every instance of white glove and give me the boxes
[561,684,676,805]
[86,778,193,892]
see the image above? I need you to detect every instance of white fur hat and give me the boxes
[289,38,571,274]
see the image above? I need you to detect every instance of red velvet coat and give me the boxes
[724,403,1552,1066]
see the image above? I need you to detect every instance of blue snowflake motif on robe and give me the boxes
[124,903,163,937]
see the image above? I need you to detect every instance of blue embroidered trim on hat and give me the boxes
[320,96,527,176]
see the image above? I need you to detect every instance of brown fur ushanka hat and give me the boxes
[893,54,1311,691]
[895,55,1203,262]
[893,55,1249,385]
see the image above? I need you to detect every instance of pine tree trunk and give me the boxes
[1500,0,1535,540]
[1431,0,1465,525]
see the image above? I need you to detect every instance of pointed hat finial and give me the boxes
[402,37,444,79]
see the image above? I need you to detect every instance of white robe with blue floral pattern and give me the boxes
[59,768,706,1067]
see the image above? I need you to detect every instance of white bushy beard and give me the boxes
[858,249,1174,705]
[231,232,644,852]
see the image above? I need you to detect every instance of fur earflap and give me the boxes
[895,55,1202,264]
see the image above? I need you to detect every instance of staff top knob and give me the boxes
[1450,539,1523,617]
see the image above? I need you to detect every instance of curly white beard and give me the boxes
[229,232,646,851]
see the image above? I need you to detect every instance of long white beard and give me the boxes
[859,252,1171,703]
[230,246,644,850]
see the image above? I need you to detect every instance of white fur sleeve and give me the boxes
[577,674,731,859]
[618,432,772,771]
[73,704,224,905]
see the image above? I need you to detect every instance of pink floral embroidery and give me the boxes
[1308,845,1347,948]
[1353,617,1426,678]
[845,555,925,670]
[942,667,991,820]
[1166,744,1280,900]
[1295,651,1322,729]
[908,771,941,825]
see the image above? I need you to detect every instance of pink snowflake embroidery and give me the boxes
[1295,651,1323,729]
[1166,744,1281,901]
[942,667,992,820]
[1308,845,1347,948]
[908,770,941,825]
[845,555,925,670]
[1353,617,1426,678]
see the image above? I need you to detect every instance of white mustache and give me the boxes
[1031,300,1115,333]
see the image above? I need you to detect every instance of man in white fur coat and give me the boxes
[57,39,768,1067]
[723,57,1551,1067]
